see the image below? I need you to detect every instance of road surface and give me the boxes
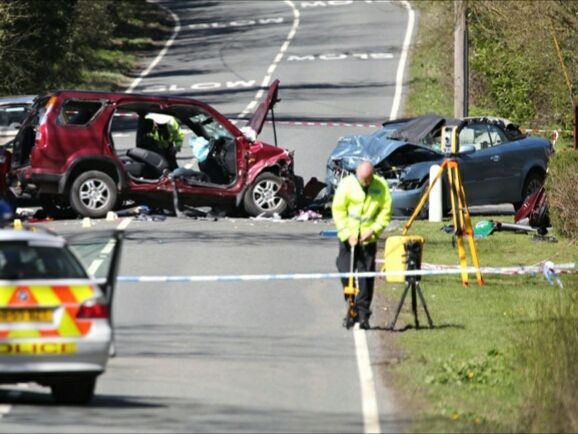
[0,1,415,432]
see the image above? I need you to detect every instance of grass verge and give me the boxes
[78,2,173,91]
[379,216,578,432]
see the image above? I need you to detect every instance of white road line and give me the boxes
[101,239,116,255]
[0,405,12,419]
[116,218,132,231]
[354,327,382,434]
[235,0,300,122]
[125,3,181,93]
[388,0,415,120]
[87,219,132,276]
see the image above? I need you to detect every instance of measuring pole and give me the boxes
[454,0,468,118]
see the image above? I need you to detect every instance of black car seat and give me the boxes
[220,138,236,177]
[126,148,170,179]
[120,157,146,178]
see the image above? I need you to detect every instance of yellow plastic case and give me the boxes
[382,235,425,283]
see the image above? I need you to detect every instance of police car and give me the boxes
[0,227,122,404]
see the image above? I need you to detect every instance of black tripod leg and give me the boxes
[411,282,420,329]
[387,282,411,330]
[416,283,434,328]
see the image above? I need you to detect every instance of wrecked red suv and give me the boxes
[2,80,300,218]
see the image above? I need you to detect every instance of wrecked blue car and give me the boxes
[326,114,553,217]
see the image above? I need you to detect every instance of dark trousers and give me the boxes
[336,240,377,320]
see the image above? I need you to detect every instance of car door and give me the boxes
[484,124,524,203]
[458,123,505,205]
[172,108,247,209]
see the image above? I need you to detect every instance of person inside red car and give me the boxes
[144,113,184,170]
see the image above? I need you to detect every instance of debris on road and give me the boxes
[542,261,564,288]
[296,210,323,221]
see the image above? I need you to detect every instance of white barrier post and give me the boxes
[429,164,442,222]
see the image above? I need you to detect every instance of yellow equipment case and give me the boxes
[382,235,425,283]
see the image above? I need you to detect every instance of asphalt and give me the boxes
[0,1,414,432]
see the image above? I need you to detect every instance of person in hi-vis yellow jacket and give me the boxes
[332,160,393,329]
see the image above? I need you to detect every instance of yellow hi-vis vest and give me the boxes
[149,118,184,152]
[331,174,393,244]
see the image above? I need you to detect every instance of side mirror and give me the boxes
[459,144,476,155]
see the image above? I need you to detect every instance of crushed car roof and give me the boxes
[388,113,459,143]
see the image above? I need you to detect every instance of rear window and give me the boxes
[0,104,30,128]
[0,243,88,280]
[58,100,103,126]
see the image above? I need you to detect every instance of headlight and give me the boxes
[393,179,422,191]
[329,161,349,185]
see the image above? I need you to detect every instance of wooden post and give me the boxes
[454,0,468,118]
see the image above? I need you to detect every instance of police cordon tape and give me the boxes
[116,262,577,284]
[376,260,578,275]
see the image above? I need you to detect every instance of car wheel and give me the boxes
[513,171,544,211]
[50,376,96,405]
[244,173,288,217]
[70,171,117,218]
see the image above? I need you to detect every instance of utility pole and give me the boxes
[454,0,468,118]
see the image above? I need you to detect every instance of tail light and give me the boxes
[77,299,109,319]
[35,123,48,148]
[34,96,57,149]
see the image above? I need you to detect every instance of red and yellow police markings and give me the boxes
[0,284,96,340]
[0,342,77,355]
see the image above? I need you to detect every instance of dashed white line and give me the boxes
[236,0,300,121]
[389,0,415,120]
[0,404,12,419]
[125,3,181,93]
[87,218,132,276]
[116,218,132,231]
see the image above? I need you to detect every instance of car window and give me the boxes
[59,100,103,126]
[487,124,509,146]
[459,124,492,151]
[0,243,88,280]
[189,113,234,141]
[0,104,30,128]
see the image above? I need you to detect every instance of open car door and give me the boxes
[66,230,124,355]
[246,79,280,137]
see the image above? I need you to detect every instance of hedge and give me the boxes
[546,151,578,241]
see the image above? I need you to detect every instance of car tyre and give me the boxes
[70,171,117,218]
[244,173,288,217]
[513,171,544,211]
[51,376,96,405]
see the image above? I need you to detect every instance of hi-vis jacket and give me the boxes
[149,118,185,152]
[332,174,393,244]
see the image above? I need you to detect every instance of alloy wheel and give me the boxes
[79,179,111,212]
[252,179,283,211]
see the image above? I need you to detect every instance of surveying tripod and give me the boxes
[386,240,433,330]
[403,126,484,287]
